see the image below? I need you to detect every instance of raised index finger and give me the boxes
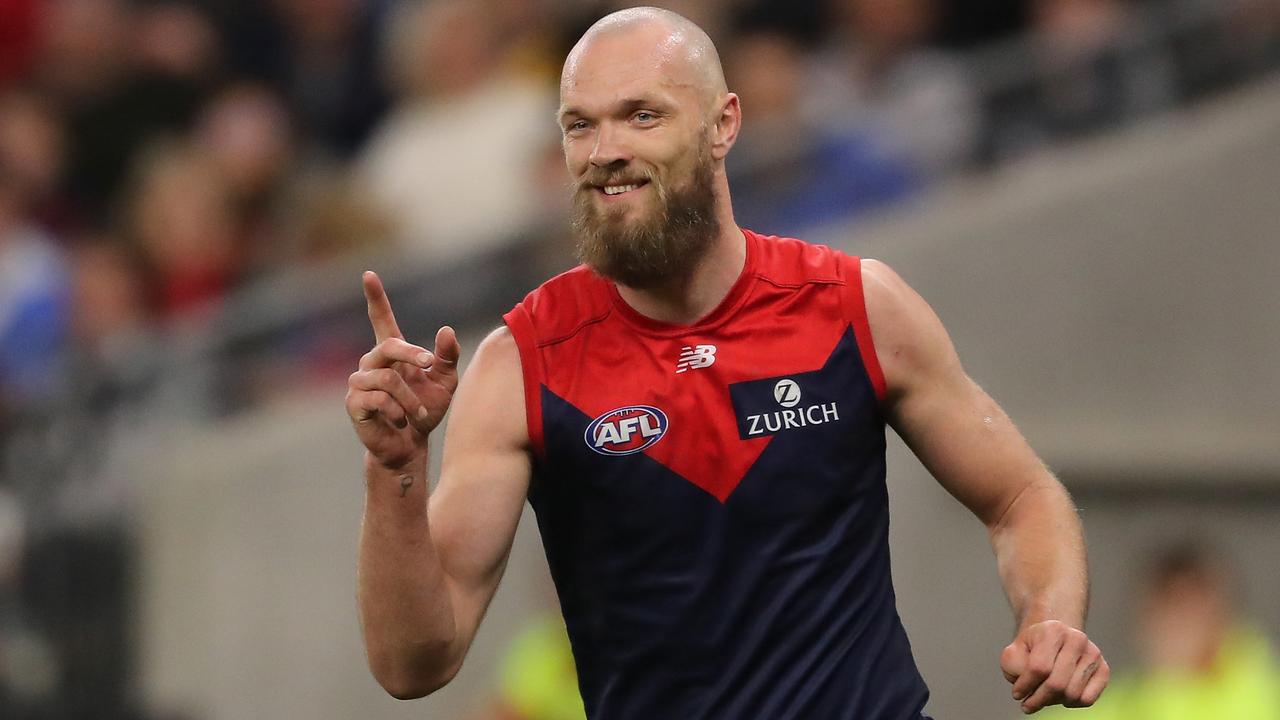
[363,270,403,342]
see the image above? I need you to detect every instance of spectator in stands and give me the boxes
[984,0,1176,161]
[38,0,221,221]
[1035,0,1175,131]
[0,189,67,414]
[806,0,980,178]
[32,0,133,106]
[69,235,154,369]
[194,82,299,272]
[133,1,222,83]
[214,0,391,157]
[492,0,575,84]
[1221,0,1280,81]
[0,93,71,418]
[724,28,918,234]
[125,141,243,317]
[357,0,556,263]
[0,89,68,232]
[1034,540,1280,719]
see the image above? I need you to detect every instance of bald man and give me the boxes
[348,7,1108,718]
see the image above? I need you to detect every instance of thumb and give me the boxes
[435,325,461,367]
[1001,640,1028,684]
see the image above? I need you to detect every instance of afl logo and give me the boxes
[774,379,801,408]
[584,405,669,456]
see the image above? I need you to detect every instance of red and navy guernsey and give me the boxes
[503,229,931,719]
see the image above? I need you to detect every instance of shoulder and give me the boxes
[747,230,846,286]
[474,324,518,358]
[449,325,529,449]
[463,326,524,391]
[506,265,612,347]
[860,258,914,310]
[860,259,962,401]
[861,258,930,333]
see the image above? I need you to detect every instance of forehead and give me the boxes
[560,29,699,113]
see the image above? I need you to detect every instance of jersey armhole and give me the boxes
[502,304,545,459]
[843,256,888,403]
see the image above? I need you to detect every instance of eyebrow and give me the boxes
[557,96,674,124]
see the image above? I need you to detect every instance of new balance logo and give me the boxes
[676,344,717,373]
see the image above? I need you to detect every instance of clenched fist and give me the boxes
[346,271,461,469]
[1001,620,1109,714]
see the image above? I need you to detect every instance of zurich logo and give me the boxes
[773,379,801,408]
[584,405,669,456]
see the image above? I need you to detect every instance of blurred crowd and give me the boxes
[0,0,1278,717]
[1,0,1279,424]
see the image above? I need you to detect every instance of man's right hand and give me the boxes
[346,270,461,469]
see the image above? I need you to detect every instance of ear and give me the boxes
[709,93,741,161]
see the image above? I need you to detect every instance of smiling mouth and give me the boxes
[597,180,650,196]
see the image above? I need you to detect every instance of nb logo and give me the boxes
[676,344,717,374]
[774,379,801,408]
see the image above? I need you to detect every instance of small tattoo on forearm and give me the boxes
[399,475,413,497]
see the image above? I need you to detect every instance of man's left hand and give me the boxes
[1000,620,1110,714]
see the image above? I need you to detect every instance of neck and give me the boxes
[615,205,745,325]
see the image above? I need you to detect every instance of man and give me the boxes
[347,7,1109,718]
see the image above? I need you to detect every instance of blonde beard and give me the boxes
[571,144,719,289]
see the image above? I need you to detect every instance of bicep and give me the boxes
[430,326,532,642]
[863,260,1052,528]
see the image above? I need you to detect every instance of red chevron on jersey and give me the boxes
[503,228,885,503]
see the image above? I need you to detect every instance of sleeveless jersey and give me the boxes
[503,229,930,719]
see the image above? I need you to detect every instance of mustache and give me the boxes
[576,165,656,191]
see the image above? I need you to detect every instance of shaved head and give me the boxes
[562,7,727,114]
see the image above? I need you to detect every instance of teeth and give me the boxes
[604,184,639,195]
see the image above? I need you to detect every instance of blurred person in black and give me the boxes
[806,0,981,178]
[212,0,391,157]
[981,0,1176,162]
[36,0,221,222]
[723,26,919,234]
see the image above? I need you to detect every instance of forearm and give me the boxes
[989,476,1089,633]
[357,451,460,698]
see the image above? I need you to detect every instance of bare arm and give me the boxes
[349,272,530,699]
[861,259,1108,714]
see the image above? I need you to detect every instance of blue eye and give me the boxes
[634,112,655,123]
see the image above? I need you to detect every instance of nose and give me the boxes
[588,121,630,168]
